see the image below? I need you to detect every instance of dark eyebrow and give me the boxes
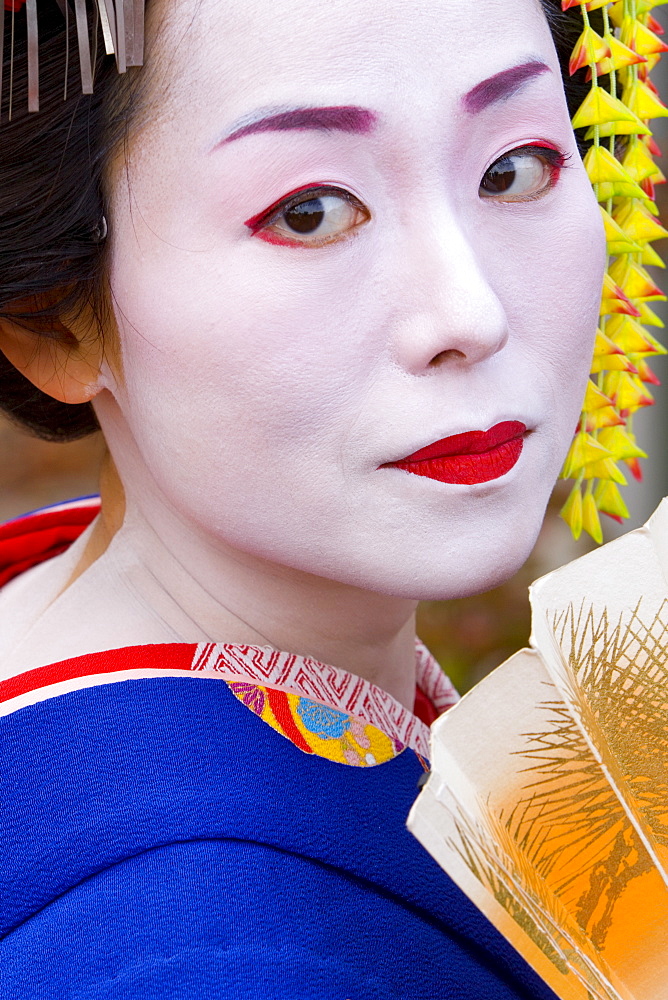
[463,60,550,114]
[218,105,378,145]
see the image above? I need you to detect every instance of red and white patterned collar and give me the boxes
[192,639,459,758]
[0,639,458,761]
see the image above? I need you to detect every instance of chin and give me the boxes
[354,486,552,602]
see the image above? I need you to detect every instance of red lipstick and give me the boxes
[385,421,526,485]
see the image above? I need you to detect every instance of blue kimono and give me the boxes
[1,666,560,998]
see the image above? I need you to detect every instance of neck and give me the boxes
[69,453,419,709]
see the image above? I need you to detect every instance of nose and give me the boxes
[391,211,509,374]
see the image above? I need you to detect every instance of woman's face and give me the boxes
[100,0,605,599]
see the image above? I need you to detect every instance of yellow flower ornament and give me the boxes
[559,0,668,542]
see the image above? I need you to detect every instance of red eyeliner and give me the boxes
[519,140,567,185]
[250,230,305,248]
[243,183,319,231]
[383,421,527,486]
[244,183,367,248]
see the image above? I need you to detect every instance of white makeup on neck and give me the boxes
[0,0,605,707]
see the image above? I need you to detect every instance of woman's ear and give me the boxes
[0,299,105,405]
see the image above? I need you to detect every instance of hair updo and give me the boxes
[0,0,599,441]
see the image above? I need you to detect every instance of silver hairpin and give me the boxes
[1,0,145,121]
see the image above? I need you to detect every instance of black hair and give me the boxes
[0,0,599,441]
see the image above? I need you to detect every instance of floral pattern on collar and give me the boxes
[191,639,458,763]
[228,681,407,767]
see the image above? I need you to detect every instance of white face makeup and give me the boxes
[98,0,605,602]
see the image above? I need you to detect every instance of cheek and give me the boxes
[106,232,390,464]
[490,183,605,399]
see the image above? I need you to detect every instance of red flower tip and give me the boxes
[602,512,624,525]
[648,136,663,157]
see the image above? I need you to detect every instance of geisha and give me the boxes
[0,0,662,996]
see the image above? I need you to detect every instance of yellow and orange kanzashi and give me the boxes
[560,0,668,541]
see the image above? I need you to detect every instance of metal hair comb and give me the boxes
[1,0,145,116]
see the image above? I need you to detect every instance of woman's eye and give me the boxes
[479,146,564,202]
[248,187,370,247]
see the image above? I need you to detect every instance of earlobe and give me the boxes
[0,308,105,406]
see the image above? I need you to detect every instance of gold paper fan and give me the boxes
[409,499,668,1000]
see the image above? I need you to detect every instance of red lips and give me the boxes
[385,421,526,485]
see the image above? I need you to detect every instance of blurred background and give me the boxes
[2,17,668,693]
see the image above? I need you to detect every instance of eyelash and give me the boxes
[244,184,366,244]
